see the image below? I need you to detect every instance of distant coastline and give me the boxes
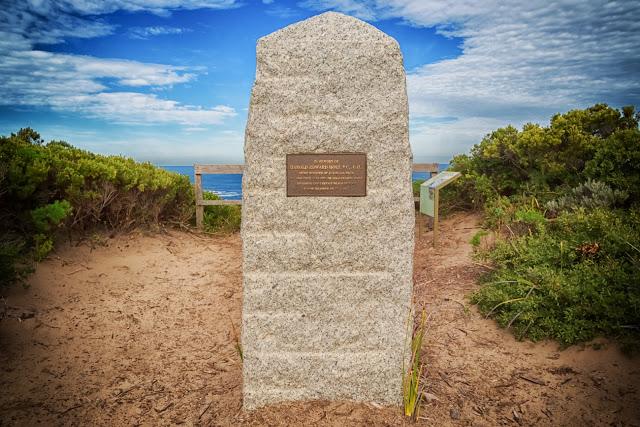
[160,164,449,200]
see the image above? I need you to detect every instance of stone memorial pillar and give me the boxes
[242,11,414,410]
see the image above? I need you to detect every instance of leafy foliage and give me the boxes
[448,105,640,351]
[471,208,640,351]
[470,230,488,248]
[412,179,425,197]
[545,179,627,216]
[446,103,640,209]
[0,128,238,287]
[202,191,241,233]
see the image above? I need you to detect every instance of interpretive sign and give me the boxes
[419,171,461,245]
[242,11,414,410]
[419,171,461,217]
[286,153,367,197]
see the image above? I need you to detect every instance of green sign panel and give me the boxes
[420,184,436,217]
[419,171,461,217]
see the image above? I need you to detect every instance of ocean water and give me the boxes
[160,164,449,200]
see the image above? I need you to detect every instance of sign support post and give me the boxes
[419,171,461,246]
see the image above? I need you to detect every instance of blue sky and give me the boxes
[1,1,639,164]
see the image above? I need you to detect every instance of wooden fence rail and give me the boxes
[194,163,439,229]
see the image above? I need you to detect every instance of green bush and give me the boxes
[545,180,627,216]
[412,179,425,197]
[470,230,488,247]
[202,191,241,233]
[471,208,640,351]
[448,105,640,350]
[447,104,640,208]
[0,128,240,287]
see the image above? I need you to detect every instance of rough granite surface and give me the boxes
[241,11,414,410]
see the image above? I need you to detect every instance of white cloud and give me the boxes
[128,26,191,39]
[299,0,640,160]
[411,117,512,163]
[53,93,236,125]
[0,1,239,126]
[0,49,202,103]
[46,127,246,165]
[26,0,240,16]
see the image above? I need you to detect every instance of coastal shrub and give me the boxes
[470,230,488,248]
[202,191,241,233]
[471,208,640,351]
[31,200,73,261]
[545,180,627,216]
[0,128,198,287]
[412,179,424,197]
[448,104,640,350]
[446,103,640,208]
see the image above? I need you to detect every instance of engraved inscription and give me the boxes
[287,153,367,197]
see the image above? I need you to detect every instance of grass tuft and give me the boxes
[403,308,427,420]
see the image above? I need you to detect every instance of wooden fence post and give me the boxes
[195,171,204,229]
[433,188,440,247]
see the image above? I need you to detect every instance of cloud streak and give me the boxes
[128,26,191,39]
[57,93,236,125]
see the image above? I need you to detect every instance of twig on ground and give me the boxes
[519,375,546,386]
[472,261,497,270]
[438,372,452,388]
[445,298,466,311]
[155,402,173,413]
[59,403,84,415]
[115,383,141,398]
[494,382,516,388]
[199,400,213,419]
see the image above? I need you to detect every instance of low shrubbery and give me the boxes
[0,128,238,287]
[471,207,640,350]
[202,191,241,233]
[446,104,640,351]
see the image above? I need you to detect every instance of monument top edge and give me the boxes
[258,11,398,46]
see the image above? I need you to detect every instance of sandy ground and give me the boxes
[1,214,639,426]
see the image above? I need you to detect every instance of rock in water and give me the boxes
[242,11,414,410]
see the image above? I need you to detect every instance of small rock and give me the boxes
[423,392,440,403]
[450,407,461,420]
[20,311,36,320]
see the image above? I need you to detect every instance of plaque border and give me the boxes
[286,152,368,197]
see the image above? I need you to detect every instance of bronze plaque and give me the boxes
[287,153,367,197]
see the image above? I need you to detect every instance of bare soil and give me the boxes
[1,213,638,426]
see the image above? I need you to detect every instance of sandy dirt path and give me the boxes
[1,214,638,426]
